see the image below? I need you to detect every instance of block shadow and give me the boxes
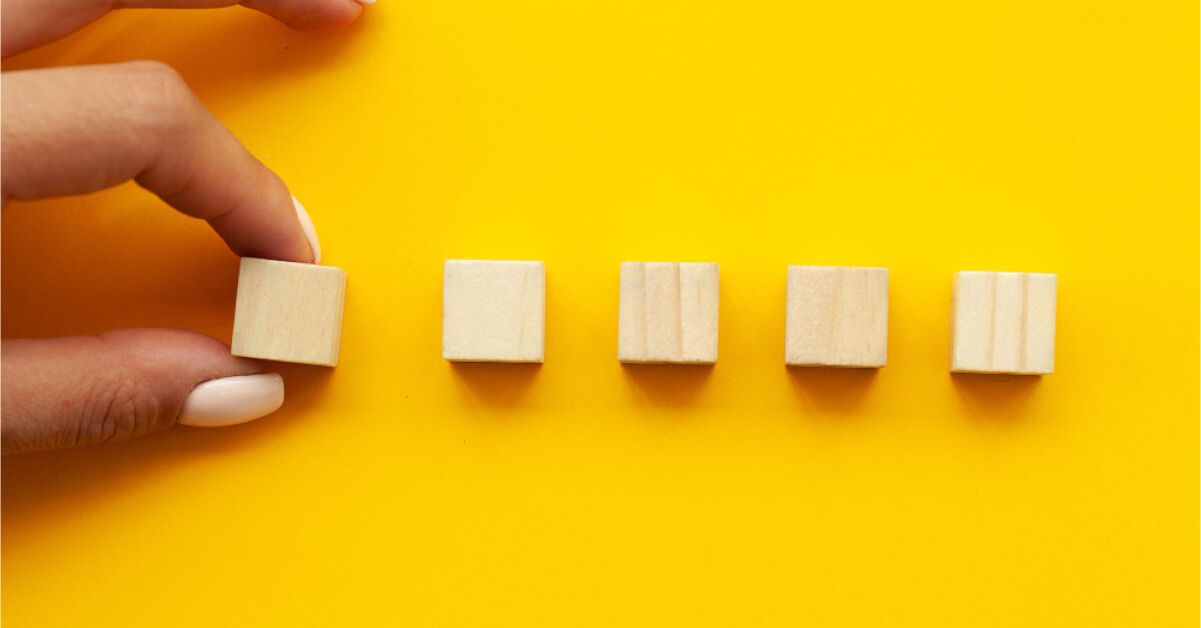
[786,366,878,415]
[450,362,542,408]
[1,364,334,537]
[621,363,714,408]
[951,372,1042,422]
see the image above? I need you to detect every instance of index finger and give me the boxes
[2,62,320,263]
[1,0,365,59]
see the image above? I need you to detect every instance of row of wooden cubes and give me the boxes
[228,258,1056,375]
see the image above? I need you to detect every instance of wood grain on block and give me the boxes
[231,258,347,367]
[442,260,545,363]
[618,262,719,364]
[951,271,1057,374]
[786,266,888,367]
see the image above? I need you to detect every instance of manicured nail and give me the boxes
[179,374,285,427]
[293,196,322,264]
[354,0,376,5]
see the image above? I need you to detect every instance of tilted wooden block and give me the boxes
[231,258,347,367]
[786,266,888,367]
[618,262,719,364]
[951,271,1057,374]
[442,260,545,363]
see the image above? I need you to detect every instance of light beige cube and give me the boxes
[618,262,719,364]
[231,258,347,367]
[786,266,888,367]
[951,271,1057,374]
[442,260,545,363]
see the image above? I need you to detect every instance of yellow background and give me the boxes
[2,1,1198,625]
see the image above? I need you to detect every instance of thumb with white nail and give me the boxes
[1,329,286,453]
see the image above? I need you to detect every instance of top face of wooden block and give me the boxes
[231,258,347,367]
[786,266,888,367]
[618,262,719,364]
[951,271,1057,375]
[442,260,545,363]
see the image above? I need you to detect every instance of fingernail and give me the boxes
[293,196,322,264]
[179,374,285,427]
[354,0,376,5]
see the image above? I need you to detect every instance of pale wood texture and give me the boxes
[618,262,719,364]
[442,260,545,363]
[231,258,347,367]
[786,266,888,367]
[951,271,1057,374]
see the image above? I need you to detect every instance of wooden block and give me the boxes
[442,260,545,363]
[231,258,347,367]
[618,262,719,364]
[951,271,1057,374]
[786,265,888,367]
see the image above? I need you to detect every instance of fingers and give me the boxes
[1,0,364,59]
[2,62,319,263]
[1,329,286,454]
[237,0,365,30]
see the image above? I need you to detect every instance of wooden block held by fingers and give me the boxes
[618,262,719,364]
[232,258,347,367]
[951,271,1057,375]
[786,266,889,367]
[442,260,545,363]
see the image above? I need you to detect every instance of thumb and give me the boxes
[1,329,285,454]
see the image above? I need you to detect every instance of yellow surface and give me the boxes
[2,1,1198,625]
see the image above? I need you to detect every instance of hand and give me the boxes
[1,0,366,453]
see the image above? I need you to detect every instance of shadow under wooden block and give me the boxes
[450,362,542,409]
[622,363,714,407]
[786,366,878,415]
[951,372,1042,422]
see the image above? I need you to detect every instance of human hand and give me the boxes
[1,0,367,453]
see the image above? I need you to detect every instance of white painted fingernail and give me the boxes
[179,374,285,427]
[292,196,322,264]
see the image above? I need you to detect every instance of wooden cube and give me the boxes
[786,266,888,367]
[618,262,719,364]
[951,271,1057,374]
[442,260,545,363]
[231,258,347,367]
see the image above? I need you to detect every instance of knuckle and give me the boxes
[77,374,164,446]
[116,61,200,138]
[257,168,291,208]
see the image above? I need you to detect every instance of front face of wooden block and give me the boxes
[785,266,888,367]
[618,262,719,364]
[231,258,347,367]
[951,271,1057,374]
[442,260,545,362]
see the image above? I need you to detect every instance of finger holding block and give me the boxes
[231,258,347,367]
[442,260,545,363]
[786,266,888,368]
[951,271,1057,375]
[618,262,719,364]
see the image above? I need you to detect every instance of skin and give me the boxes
[1,0,363,453]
